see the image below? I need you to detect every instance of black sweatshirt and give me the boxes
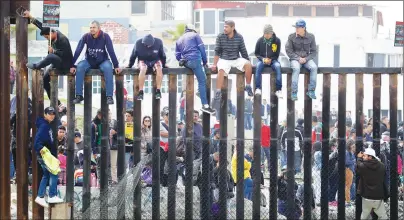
[254,33,281,61]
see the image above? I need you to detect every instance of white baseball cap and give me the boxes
[364,148,379,161]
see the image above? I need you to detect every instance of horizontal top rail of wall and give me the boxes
[50,67,402,76]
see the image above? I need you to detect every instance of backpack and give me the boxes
[74,169,84,186]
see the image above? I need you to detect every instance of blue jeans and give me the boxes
[180,107,185,122]
[244,177,253,200]
[10,152,15,179]
[37,157,58,198]
[244,113,252,130]
[255,60,282,90]
[290,59,317,94]
[75,60,114,97]
[294,150,302,173]
[280,150,287,168]
[262,147,270,172]
[185,59,208,105]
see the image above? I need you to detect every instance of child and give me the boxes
[34,107,64,208]
[58,146,67,185]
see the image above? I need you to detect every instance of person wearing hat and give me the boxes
[71,20,121,105]
[357,148,388,219]
[285,19,318,101]
[211,20,253,98]
[33,106,64,207]
[57,125,67,148]
[175,24,215,114]
[254,24,282,98]
[127,34,166,100]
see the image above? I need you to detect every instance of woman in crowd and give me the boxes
[141,116,152,161]
[345,139,356,203]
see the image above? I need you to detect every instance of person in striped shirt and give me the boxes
[210,20,253,99]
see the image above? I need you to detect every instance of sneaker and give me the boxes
[214,91,221,100]
[291,93,298,101]
[26,63,39,70]
[137,90,144,101]
[196,91,200,97]
[73,95,84,104]
[106,96,114,105]
[255,88,261,95]
[201,105,215,114]
[245,86,253,97]
[155,90,161,99]
[306,91,317,99]
[275,90,283,99]
[35,197,49,208]
[48,196,64,204]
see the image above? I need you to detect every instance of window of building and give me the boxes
[367,53,386,67]
[194,11,200,30]
[131,1,146,14]
[272,5,289,16]
[203,10,216,35]
[144,76,152,94]
[316,6,334,16]
[205,44,216,65]
[177,75,183,93]
[92,76,101,94]
[333,45,340,67]
[219,11,225,33]
[363,6,373,17]
[293,6,311,16]
[339,6,358,16]
[388,54,403,67]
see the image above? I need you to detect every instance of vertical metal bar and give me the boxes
[167,74,177,219]
[132,74,142,218]
[236,73,245,220]
[286,72,296,219]
[100,76,109,219]
[303,72,312,220]
[31,70,45,219]
[82,75,92,218]
[389,73,398,220]
[269,69,279,220]
[321,73,331,219]
[16,10,29,220]
[252,74,261,219]
[201,72,212,220]
[372,73,381,156]
[50,72,59,157]
[218,77,228,219]
[355,73,364,220]
[66,75,76,211]
[133,74,142,220]
[337,73,347,220]
[0,2,11,218]
[185,74,195,220]
[115,74,125,219]
[151,74,161,220]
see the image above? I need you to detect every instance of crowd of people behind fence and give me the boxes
[7,10,402,218]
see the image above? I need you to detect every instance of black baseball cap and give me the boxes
[44,107,56,115]
[74,131,81,138]
[58,125,66,131]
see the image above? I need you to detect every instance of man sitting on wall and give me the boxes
[127,34,166,100]
[70,20,121,105]
[23,11,73,106]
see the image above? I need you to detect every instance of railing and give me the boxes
[0,64,402,219]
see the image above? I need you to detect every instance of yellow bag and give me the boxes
[40,147,61,175]
[125,122,134,141]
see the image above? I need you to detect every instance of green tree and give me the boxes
[165,23,186,41]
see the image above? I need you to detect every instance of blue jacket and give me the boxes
[128,35,167,68]
[72,30,119,68]
[34,117,54,155]
[175,30,207,64]
[261,104,270,117]
[345,151,356,173]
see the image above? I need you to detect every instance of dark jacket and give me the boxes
[109,119,118,150]
[245,99,253,114]
[356,157,386,200]
[285,31,317,61]
[261,104,270,117]
[72,30,119,68]
[34,117,53,155]
[380,123,389,134]
[254,34,281,61]
[91,117,102,154]
[128,35,167,68]
[175,30,207,64]
[181,122,203,160]
[30,18,74,69]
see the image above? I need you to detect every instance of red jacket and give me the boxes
[261,125,270,147]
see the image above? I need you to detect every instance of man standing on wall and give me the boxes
[175,24,215,114]
[254,24,283,98]
[285,19,318,101]
[23,11,73,105]
[210,20,253,99]
[71,21,120,105]
[127,34,166,100]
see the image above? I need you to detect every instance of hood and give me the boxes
[142,34,155,47]
[36,117,49,128]
[363,158,382,170]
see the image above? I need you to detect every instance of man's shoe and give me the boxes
[107,96,114,105]
[291,93,298,101]
[255,88,261,95]
[306,91,317,99]
[35,197,49,208]
[26,63,39,70]
[201,105,215,114]
[137,90,144,101]
[73,95,84,104]
[48,196,64,204]
[275,90,283,99]
[245,86,253,97]
[155,90,161,99]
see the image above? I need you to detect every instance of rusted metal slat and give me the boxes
[66,75,75,216]
[82,75,92,219]
[50,72,59,157]
[185,75,194,220]
[151,74,161,220]
[236,73,245,220]
[100,77,109,219]
[355,73,364,220]
[252,75,261,219]
[16,11,29,220]
[337,73,347,220]
[321,73,331,219]
[218,77,228,219]
[372,73,381,156]
[286,72,296,219]
[269,70,279,220]
[303,72,312,220]
[389,73,398,220]
[167,74,177,219]
[133,75,142,220]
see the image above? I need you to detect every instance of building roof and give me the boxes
[220,1,371,7]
